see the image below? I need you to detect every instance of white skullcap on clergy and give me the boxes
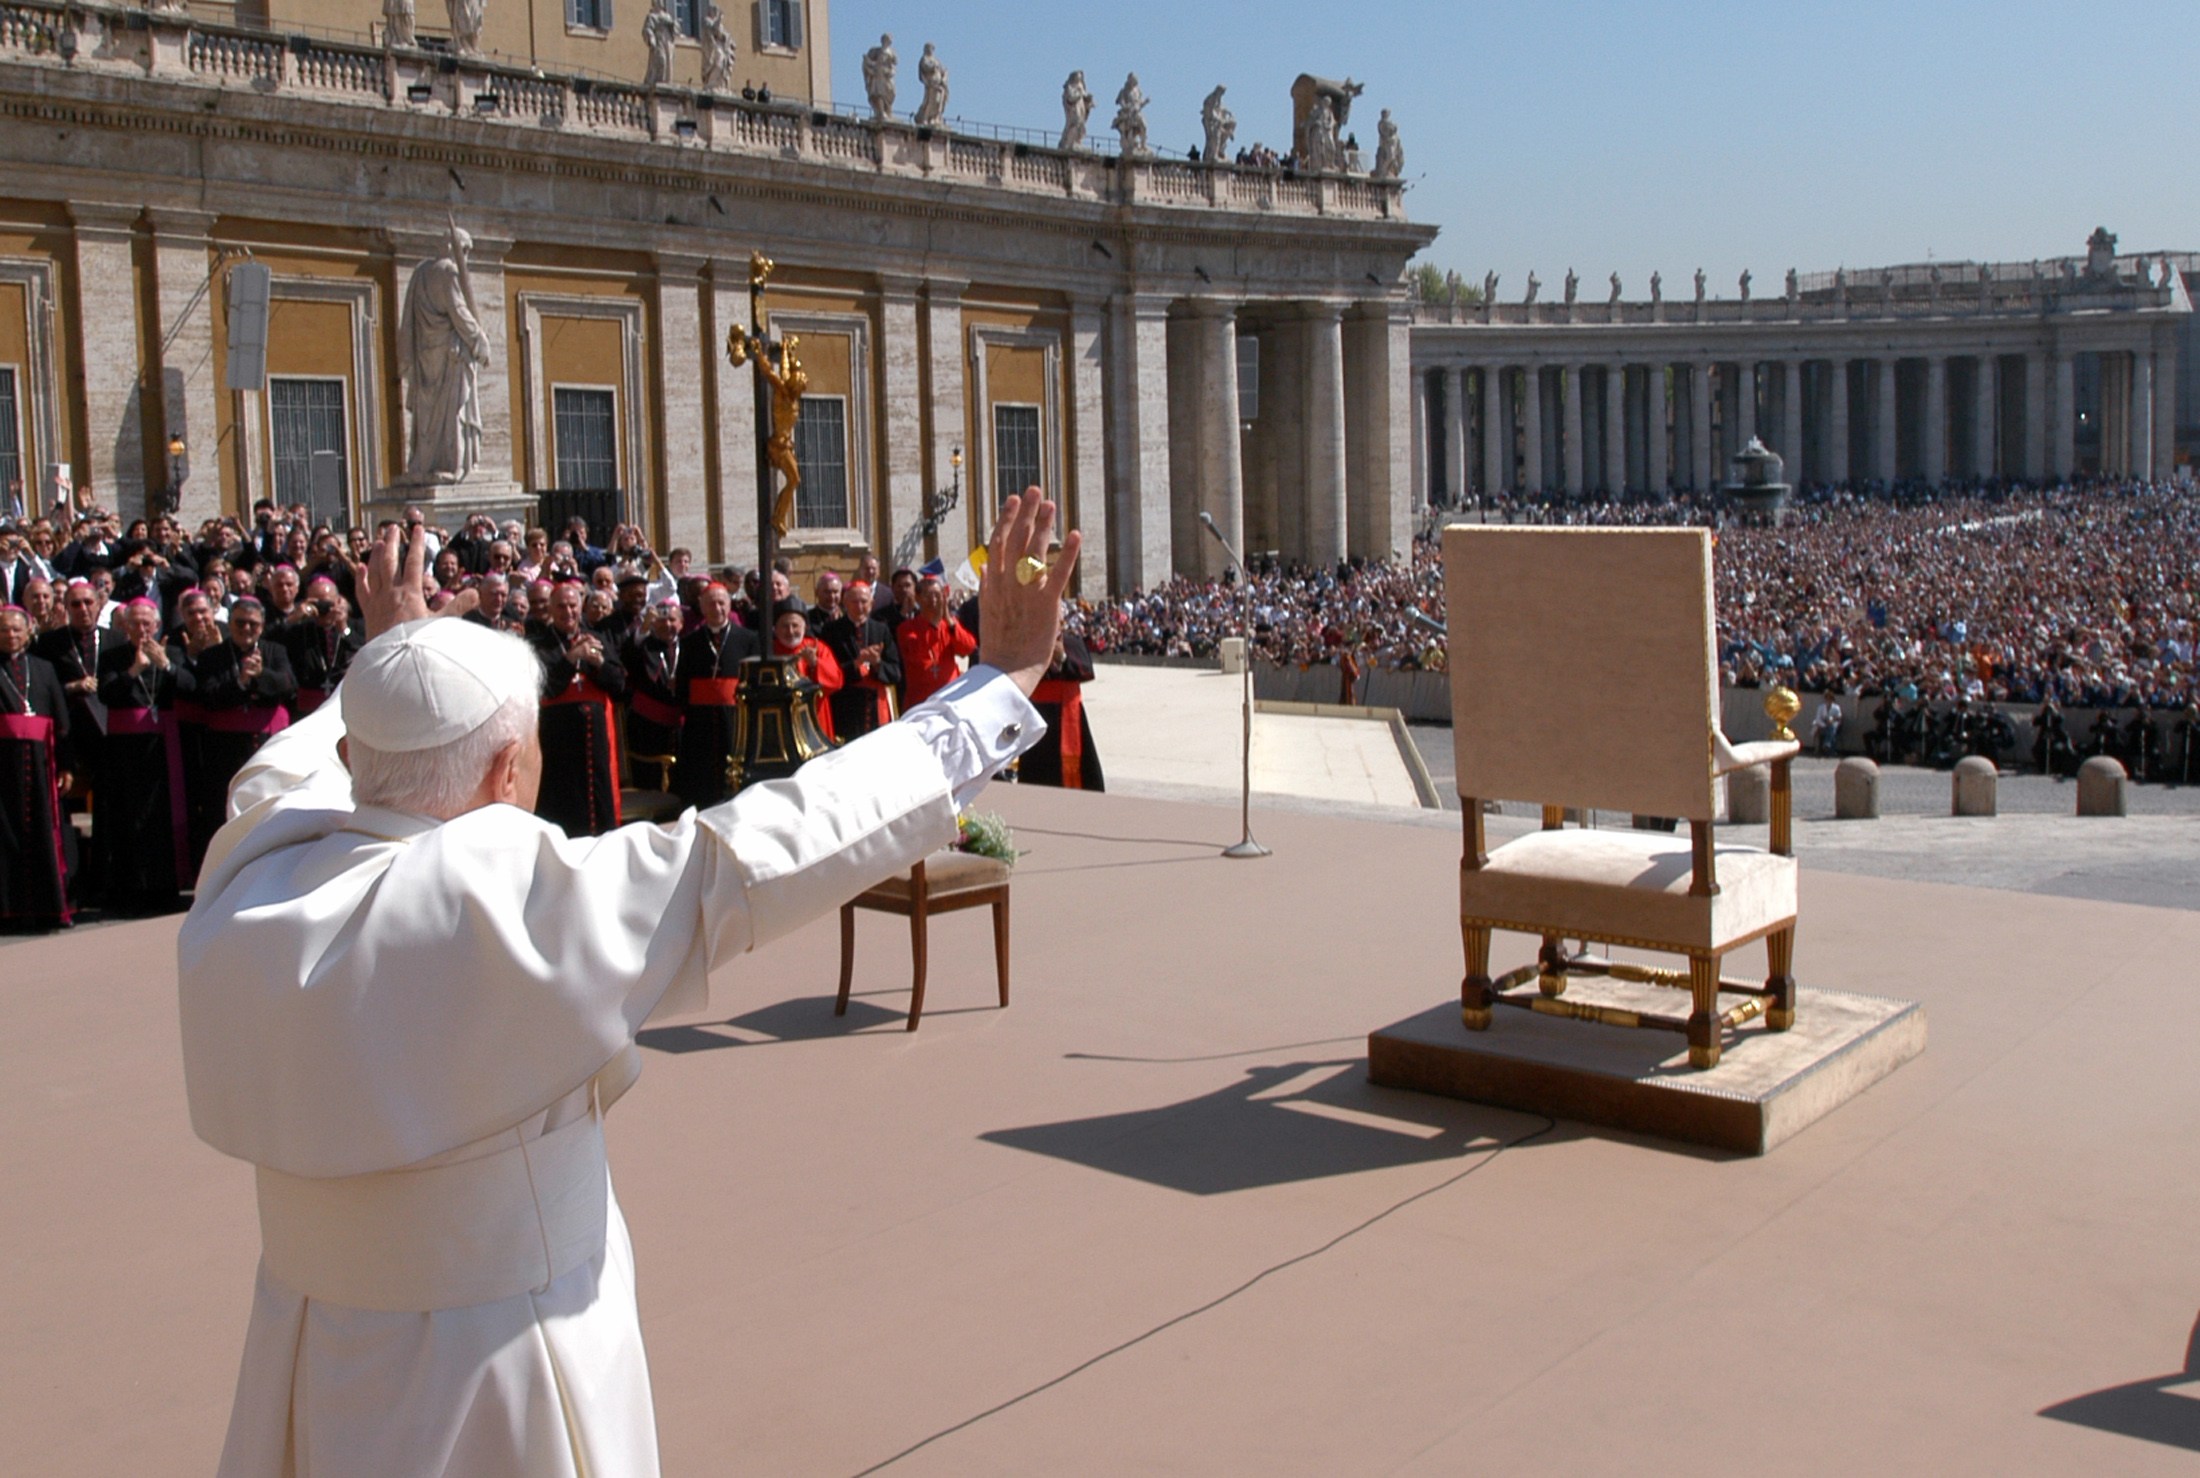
[341,617,537,752]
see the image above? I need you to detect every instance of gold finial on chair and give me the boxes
[1765,685,1801,743]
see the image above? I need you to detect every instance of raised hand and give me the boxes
[354,524,476,639]
[977,487,1083,698]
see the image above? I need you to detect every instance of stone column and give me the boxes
[1067,297,1111,593]
[710,263,760,566]
[1107,292,1174,589]
[1875,358,1899,482]
[653,254,711,555]
[1603,363,1626,494]
[2130,350,2154,480]
[1734,360,1757,447]
[1780,359,1803,481]
[148,208,224,524]
[1481,365,1504,497]
[1408,366,1428,511]
[1341,304,1412,561]
[2023,351,2048,480]
[923,279,971,570]
[1689,362,1713,492]
[1972,354,1997,478]
[875,277,928,570]
[1192,300,1244,581]
[1303,301,1348,564]
[1521,366,1545,493]
[1923,355,1948,484]
[1827,359,1850,484]
[2152,333,2179,481]
[2052,352,2076,480]
[1445,365,1468,505]
[68,203,149,514]
[1645,361,1669,493]
[1560,363,1583,495]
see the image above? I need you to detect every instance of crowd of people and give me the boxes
[0,498,1101,934]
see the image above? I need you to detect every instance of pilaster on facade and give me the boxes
[147,207,223,525]
[1922,356,1948,485]
[1874,358,1900,482]
[1602,364,1625,495]
[1407,368,1427,513]
[68,202,150,514]
[1688,362,1712,494]
[1188,299,1246,581]
[1780,360,1803,481]
[1827,358,1851,485]
[875,275,929,572]
[708,264,760,566]
[1733,361,1757,448]
[653,253,711,557]
[1560,363,1584,496]
[1443,366,1467,506]
[2052,352,2076,480]
[921,279,970,571]
[1066,298,1110,595]
[1645,360,1670,494]
[2151,333,2179,480]
[1972,355,1997,478]
[2023,352,2049,480]
[2130,351,2155,479]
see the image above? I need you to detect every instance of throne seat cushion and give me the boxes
[1461,827,1796,953]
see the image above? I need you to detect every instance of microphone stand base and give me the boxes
[1221,839,1272,860]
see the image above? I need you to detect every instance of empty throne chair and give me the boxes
[1445,525,1800,1070]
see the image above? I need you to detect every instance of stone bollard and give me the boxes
[2076,756,2129,817]
[1218,636,1245,674]
[1727,763,1770,824]
[1952,756,1997,816]
[1834,756,1880,819]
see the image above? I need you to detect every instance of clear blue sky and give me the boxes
[829,0,2197,291]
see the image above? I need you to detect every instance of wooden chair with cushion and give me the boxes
[1445,524,1800,1070]
[837,851,1011,1031]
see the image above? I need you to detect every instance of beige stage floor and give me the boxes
[6,784,2199,1474]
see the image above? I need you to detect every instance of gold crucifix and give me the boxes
[724,252,807,538]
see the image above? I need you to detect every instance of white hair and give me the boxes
[347,691,538,819]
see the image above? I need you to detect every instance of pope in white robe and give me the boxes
[178,495,1082,1477]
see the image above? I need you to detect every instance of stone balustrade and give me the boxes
[0,0,1406,223]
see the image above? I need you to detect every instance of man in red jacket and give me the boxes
[895,574,975,710]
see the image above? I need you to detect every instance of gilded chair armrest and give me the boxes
[1714,732,1801,776]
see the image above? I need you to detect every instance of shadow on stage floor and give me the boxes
[2039,1314,2200,1454]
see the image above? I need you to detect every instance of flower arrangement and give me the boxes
[955,809,1019,868]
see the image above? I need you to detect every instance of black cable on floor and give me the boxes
[848,1111,1560,1476]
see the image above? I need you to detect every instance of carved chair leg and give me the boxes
[1766,925,1797,1031]
[1462,923,1494,1030]
[1687,953,1723,1070]
[906,902,929,1031]
[1537,934,1568,998]
[835,903,856,1016]
[992,894,1011,1009]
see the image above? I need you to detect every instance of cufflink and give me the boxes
[998,722,1022,745]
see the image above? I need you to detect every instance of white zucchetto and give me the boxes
[340,617,537,752]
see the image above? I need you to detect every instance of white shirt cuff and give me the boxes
[901,665,1047,808]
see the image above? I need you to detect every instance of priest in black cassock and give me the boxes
[820,579,901,739]
[530,580,628,836]
[94,597,190,912]
[672,581,759,809]
[32,577,120,779]
[180,595,298,873]
[0,603,72,930]
[620,596,686,792]
[1019,629,1106,790]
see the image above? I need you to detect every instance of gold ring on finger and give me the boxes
[1015,556,1047,586]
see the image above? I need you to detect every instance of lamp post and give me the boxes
[925,446,962,537]
[1198,511,1269,859]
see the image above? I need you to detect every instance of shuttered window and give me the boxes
[269,377,349,521]
[567,0,613,31]
[792,395,849,528]
[553,387,619,490]
[755,0,803,50]
[992,403,1042,510]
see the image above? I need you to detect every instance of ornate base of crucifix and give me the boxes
[726,654,837,791]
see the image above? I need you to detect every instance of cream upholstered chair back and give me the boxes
[1444,525,1719,823]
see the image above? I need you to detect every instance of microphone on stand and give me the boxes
[1198,512,1270,859]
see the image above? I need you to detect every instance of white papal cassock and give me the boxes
[178,666,1041,1477]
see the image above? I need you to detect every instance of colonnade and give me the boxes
[1409,341,2181,502]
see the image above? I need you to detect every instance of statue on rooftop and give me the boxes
[1694,267,1706,303]
[1649,271,1662,306]
[912,43,949,128]
[1114,73,1150,157]
[1562,268,1578,306]
[1524,271,1540,305]
[1371,109,1403,179]
[700,4,735,94]
[1785,267,1799,303]
[1483,270,1498,303]
[445,0,483,58]
[383,0,416,48]
[1303,95,1341,172]
[1201,86,1236,164]
[1738,269,1752,302]
[1060,70,1093,150]
[862,34,897,122]
[1608,271,1622,306]
[641,0,677,88]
